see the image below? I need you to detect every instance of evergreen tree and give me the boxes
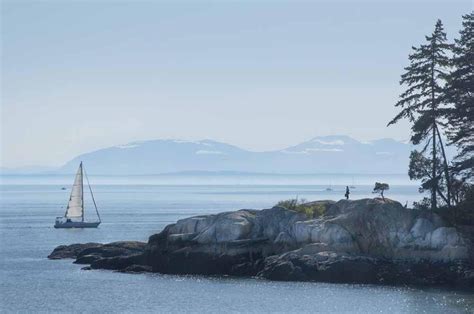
[408,150,449,205]
[445,12,474,182]
[372,182,389,201]
[388,20,452,210]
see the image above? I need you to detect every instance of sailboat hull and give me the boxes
[54,221,100,229]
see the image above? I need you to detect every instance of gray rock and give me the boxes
[429,227,461,249]
[119,264,153,273]
[193,210,256,243]
[410,218,435,239]
[48,243,102,259]
[76,241,147,259]
[49,198,474,288]
[74,254,102,264]
[49,241,149,271]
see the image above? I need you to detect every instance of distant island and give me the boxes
[1,135,457,175]
[49,198,474,288]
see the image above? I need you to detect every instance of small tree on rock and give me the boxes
[373,182,390,201]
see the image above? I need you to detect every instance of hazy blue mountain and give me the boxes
[58,139,258,175]
[273,135,415,174]
[51,135,428,175]
[4,135,455,175]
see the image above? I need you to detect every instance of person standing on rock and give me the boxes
[345,186,350,200]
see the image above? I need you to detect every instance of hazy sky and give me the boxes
[1,0,471,168]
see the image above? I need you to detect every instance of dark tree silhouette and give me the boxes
[408,150,449,204]
[445,12,474,182]
[373,182,389,201]
[388,20,452,210]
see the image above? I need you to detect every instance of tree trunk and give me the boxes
[435,125,451,207]
[432,123,437,210]
[436,185,449,205]
[430,46,437,211]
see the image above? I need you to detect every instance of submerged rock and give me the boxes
[49,198,474,288]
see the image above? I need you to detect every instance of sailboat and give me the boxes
[325,180,333,191]
[350,176,356,189]
[54,162,101,228]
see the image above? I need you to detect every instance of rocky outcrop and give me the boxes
[144,206,308,275]
[257,245,474,287]
[48,243,102,259]
[49,198,474,288]
[49,241,148,272]
[287,199,469,261]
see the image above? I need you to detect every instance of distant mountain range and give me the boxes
[2,135,457,175]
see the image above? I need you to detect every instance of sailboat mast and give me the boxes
[80,162,84,222]
[84,166,101,223]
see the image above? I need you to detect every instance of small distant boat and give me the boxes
[61,187,67,190]
[55,162,101,229]
[325,187,333,191]
[349,176,356,189]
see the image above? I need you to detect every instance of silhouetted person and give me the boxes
[345,186,350,200]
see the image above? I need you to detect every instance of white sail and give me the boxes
[65,163,83,219]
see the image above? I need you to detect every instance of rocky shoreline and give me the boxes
[48,198,474,288]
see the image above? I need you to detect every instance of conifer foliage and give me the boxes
[445,12,474,182]
[388,20,452,210]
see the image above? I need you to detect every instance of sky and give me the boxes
[1,0,471,168]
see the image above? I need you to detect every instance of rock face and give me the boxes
[49,199,474,288]
[49,241,149,272]
[48,243,102,259]
[288,199,469,261]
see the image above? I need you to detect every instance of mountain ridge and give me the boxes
[2,135,456,175]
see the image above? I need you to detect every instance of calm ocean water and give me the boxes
[1,174,473,313]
